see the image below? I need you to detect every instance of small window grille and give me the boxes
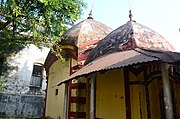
[30,63,43,87]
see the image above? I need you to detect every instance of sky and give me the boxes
[78,0,180,51]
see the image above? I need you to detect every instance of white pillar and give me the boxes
[63,82,69,119]
[161,63,174,119]
[90,73,96,119]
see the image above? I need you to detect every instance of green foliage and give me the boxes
[0,0,86,46]
[0,80,5,90]
[0,0,86,80]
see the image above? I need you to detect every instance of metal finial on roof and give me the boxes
[129,10,133,21]
[87,10,93,20]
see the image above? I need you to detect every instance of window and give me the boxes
[30,63,44,88]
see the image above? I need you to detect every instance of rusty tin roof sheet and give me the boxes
[57,48,180,85]
[85,21,175,64]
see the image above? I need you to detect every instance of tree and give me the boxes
[0,0,86,77]
[0,0,86,45]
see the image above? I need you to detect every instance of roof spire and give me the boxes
[129,10,133,21]
[87,10,93,20]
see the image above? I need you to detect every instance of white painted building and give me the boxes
[0,44,49,95]
[0,44,49,117]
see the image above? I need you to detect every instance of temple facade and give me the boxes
[44,12,113,119]
[59,15,180,119]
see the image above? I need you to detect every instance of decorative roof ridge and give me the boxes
[63,20,84,38]
[72,10,94,44]
[129,20,137,49]
[87,10,93,20]
[128,10,136,22]
[76,20,88,46]
[129,10,133,21]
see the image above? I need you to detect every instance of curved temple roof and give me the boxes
[85,21,175,64]
[56,19,180,85]
[61,13,113,65]
[44,14,113,71]
[62,18,113,47]
[55,14,180,86]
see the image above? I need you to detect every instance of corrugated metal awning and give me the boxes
[57,48,163,85]
[57,48,180,86]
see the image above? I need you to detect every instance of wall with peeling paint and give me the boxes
[0,93,44,117]
[0,44,49,117]
[0,44,49,95]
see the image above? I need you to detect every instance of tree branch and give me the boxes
[0,20,11,31]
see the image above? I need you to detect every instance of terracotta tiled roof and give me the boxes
[85,21,175,64]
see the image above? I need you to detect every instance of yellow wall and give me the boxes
[129,72,148,119]
[148,80,162,119]
[45,59,71,119]
[96,69,126,119]
[45,59,164,119]
[95,66,163,119]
